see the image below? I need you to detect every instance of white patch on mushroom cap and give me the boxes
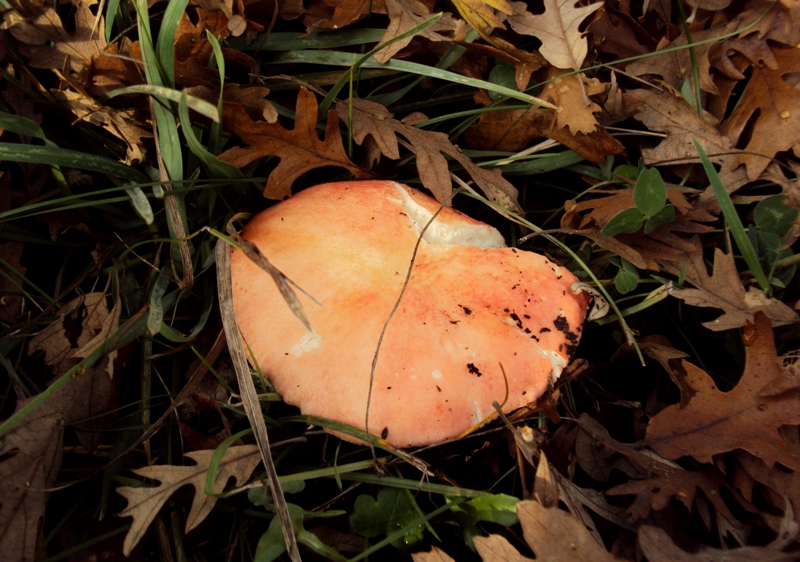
[542,349,567,380]
[393,184,506,248]
[431,369,443,380]
[472,400,484,424]
[290,332,322,356]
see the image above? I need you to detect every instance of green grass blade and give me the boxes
[268,50,558,109]
[319,13,443,114]
[692,137,770,293]
[156,0,189,87]
[0,143,150,183]
[106,85,220,123]
[178,91,243,179]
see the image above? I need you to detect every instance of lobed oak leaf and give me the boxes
[51,89,150,165]
[1,293,120,562]
[721,48,800,182]
[588,8,658,62]
[373,0,458,64]
[5,2,105,74]
[412,546,456,562]
[474,534,534,561]
[506,0,603,70]
[630,88,792,194]
[606,468,748,524]
[219,87,365,200]
[667,244,798,331]
[516,500,622,561]
[312,0,388,30]
[340,97,521,211]
[646,312,800,470]
[117,445,261,556]
[638,525,797,562]
[467,70,623,156]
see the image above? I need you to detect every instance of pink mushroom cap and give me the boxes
[231,181,590,447]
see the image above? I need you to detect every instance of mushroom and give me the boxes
[231,181,590,447]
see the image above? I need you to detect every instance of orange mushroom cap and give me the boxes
[231,181,590,447]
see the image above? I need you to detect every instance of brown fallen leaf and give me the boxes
[1,293,120,562]
[606,467,750,524]
[646,312,800,470]
[5,2,105,74]
[667,244,799,331]
[51,89,150,165]
[638,525,796,562]
[630,88,791,194]
[721,47,800,182]
[506,0,603,70]
[219,87,365,200]
[339,97,521,210]
[373,0,458,64]
[516,500,622,561]
[411,546,457,562]
[465,72,624,162]
[117,445,261,556]
[474,533,534,561]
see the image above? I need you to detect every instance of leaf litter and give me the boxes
[0,0,799,560]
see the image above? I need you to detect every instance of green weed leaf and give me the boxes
[754,195,798,236]
[644,204,676,234]
[634,167,667,218]
[602,208,644,236]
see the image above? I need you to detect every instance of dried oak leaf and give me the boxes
[1,293,120,562]
[631,88,790,194]
[51,89,150,165]
[412,546,456,562]
[310,0,387,30]
[339,97,521,211]
[606,467,750,524]
[415,499,621,562]
[516,500,622,561]
[117,445,261,556]
[506,0,603,70]
[646,312,800,470]
[474,534,534,561]
[626,18,744,95]
[4,2,105,74]
[588,8,658,62]
[185,84,278,123]
[219,87,365,200]
[560,184,716,271]
[373,0,458,64]
[638,525,797,562]
[667,243,798,331]
[734,451,800,518]
[721,47,800,182]
[466,73,623,161]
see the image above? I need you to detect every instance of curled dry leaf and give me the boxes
[506,0,603,70]
[220,87,365,200]
[517,500,622,561]
[374,0,458,63]
[638,525,796,562]
[668,246,798,331]
[4,2,106,74]
[117,445,261,556]
[721,48,800,182]
[474,533,534,561]
[646,312,800,470]
[1,293,120,562]
[411,545,457,562]
[340,97,521,210]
